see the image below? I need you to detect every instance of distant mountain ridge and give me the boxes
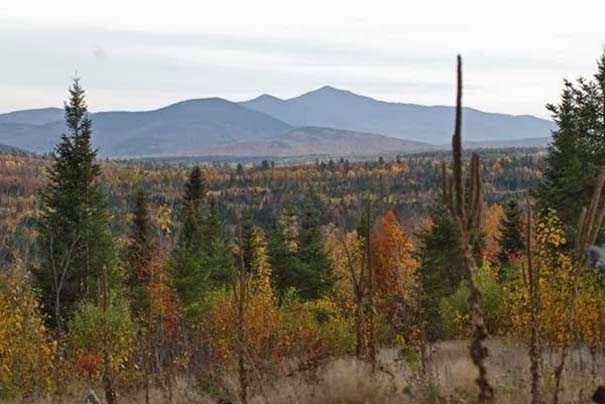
[0,142,29,155]
[0,86,554,158]
[464,137,551,149]
[0,99,292,157]
[194,127,436,158]
[0,107,64,125]
[241,86,555,145]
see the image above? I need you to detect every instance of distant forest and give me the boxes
[0,147,543,263]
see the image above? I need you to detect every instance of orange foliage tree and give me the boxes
[372,210,420,342]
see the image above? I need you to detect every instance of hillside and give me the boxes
[0,107,63,125]
[241,86,555,144]
[0,87,555,158]
[0,99,292,157]
[0,142,28,155]
[465,137,551,149]
[185,127,436,158]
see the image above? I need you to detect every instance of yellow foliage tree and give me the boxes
[0,270,56,401]
[508,209,573,347]
[482,203,504,262]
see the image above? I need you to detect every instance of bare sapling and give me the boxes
[526,201,542,404]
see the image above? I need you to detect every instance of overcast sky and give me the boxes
[2,0,605,118]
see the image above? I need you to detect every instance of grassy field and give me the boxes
[41,338,601,404]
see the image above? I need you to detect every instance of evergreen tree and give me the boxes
[417,200,465,341]
[35,78,114,332]
[268,197,333,299]
[179,166,206,248]
[124,190,155,315]
[295,195,334,299]
[536,51,605,227]
[268,206,300,295]
[172,166,207,311]
[203,197,233,288]
[497,199,525,266]
[279,204,298,253]
[239,211,256,273]
[127,191,154,266]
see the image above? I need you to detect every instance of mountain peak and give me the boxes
[309,85,353,95]
[243,94,284,104]
[289,86,361,103]
[258,94,283,101]
[317,85,339,91]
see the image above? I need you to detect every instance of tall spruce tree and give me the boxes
[179,166,206,247]
[172,166,207,310]
[417,200,465,341]
[203,197,233,288]
[497,199,525,266]
[35,78,114,332]
[536,50,605,228]
[295,194,334,299]
[124,190,155,315]
[268,206,300,295]
[239,211,256,273]
[268,196,333,299]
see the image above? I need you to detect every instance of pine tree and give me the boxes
[536,50,605,227]
[204,197,233,288]
[268,207,300,295]
[417,200,465,340]
[279,204,298,253]
[124,190,155,315]
[239,211,256,273]
[268,197,333,299]
[172,166,207,311]
[295,194,334,299]
[497,199,525,266]
[179,166,206,248]
[35,78,114,332]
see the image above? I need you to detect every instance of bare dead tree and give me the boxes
[552,174,605,404]
[234,223,249,404]
[526,200,542,404]
[364,201,376,373]
[145,256,156,404]
[441,55,494,402]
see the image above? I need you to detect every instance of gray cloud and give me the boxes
[0,18,597,117]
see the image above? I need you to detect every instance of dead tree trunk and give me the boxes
[234,223,249,404]
[364,201,376,373]
[441,55,493,403]
[553,174,605,404]
[526,201,542,404]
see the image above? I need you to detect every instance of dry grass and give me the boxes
[28,339,604,403]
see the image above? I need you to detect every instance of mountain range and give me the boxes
[0,86,555,158]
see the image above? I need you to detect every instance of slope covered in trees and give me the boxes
[4,50,605,404]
